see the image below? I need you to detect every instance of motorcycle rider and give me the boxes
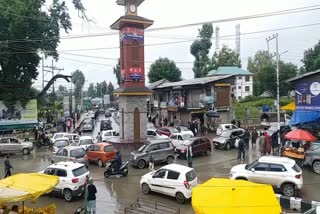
[112,151,122,172]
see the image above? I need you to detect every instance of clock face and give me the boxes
[129,4,136,13]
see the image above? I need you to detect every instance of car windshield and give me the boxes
[54,134,64,139]
[72,165,88,177]
[245,160,258,170]
[54,140,68,147]
[170,135,177,139]
[80,139,93,145]
[186,170,197,181]
[292,164,301,173]
[138,145,147,152]
[220,131,231,138]
[70,148,86,158]
[179,127,189,131]
[169,128,179,133]
[182,134,191,140]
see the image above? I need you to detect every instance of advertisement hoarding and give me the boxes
[120,27,144,41]
[63,96,70,117]
[296,80,320,111]
[129,67,142,81]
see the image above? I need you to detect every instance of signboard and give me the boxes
[129,67,142,80]
[296,80,320,111]
[154,101,159,108]
[0,99,37,126]
[120,27,144,41]
[160,102,167,109]
[63,96,70,117]
[104,94,110,105]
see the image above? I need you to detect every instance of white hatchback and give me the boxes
[230,156,303,197]
[140,164,198,203]
[216,124,239,136]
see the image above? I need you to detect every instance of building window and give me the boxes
[245,86,250,92]
[238,86,242,90]
[238,76,242,80]
[132,40,139,67]
[245,76,250,82]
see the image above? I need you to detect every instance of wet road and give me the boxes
[1,115,320,214]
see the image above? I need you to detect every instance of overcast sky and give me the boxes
[34,0,320,91]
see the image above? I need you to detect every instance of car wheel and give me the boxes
[205,148,211,156]
[312,161,320,175]
[225,143,231,150]
[137,160,146,169]
[281,183,295,197]
[22,148,29,155]
[123,167,128,177]
[142,183,150,194]
[104,171,110,178]
[98,159,104,168]
[176,192,186,204]
[63,189,73,202]
[166,156,174,164]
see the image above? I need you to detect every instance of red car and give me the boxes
[175,137,211,158]
[86,143,116,167]
[157,127,179,137]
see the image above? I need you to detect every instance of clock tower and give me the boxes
[111,0,153,143]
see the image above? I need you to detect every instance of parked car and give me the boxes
[0,137,34,155]
[52,138,70,154]
[130,140,175,169]
[101,130,120,142]
[51,146,87,165]
[40,161,91,202]
[157,127,179,137]
[175,137,211,158]
[63,134,79,145]
[82,119,94,132]
[105,110,112,118]
[147,129,168,140]
[230,156,303,197]
[170,133,192,147]
[304,141,320,175]
[216,124,239,136]
[77,136,94,150]
[51,132,68,143]
[86,143,116,167]
[175,126,194,137]
[213,129,244,150]
[100,119,112,131]
[99,109,105,114]
[140,164,198,203]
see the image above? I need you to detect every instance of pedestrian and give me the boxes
[251,127,258,147]
[8,205,19,214]
[3,155,13,178]
[186,145,193,168]
[96,132,102,142]
[237,137,245,161]
[237,120,241,128]
[265,132,272,156]
[85,180,97,214]
[231,119,236,125]
[271,131,279,155]
[149,153,154,172]
[258,132,266,156]
[73,118,76,129]
[243,129,250,149]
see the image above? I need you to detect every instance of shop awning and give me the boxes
[289,110,320,125]
[281,102,295,111]
[0,173,59,203]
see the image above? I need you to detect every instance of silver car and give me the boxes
[51,146,87,165]
[0,137,33,155]
[52,138,70,154]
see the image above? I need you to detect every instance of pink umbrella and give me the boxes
[284,129,317,142]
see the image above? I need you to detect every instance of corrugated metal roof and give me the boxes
[207,66,252,76]
[286,69,320,82]
[155,75,233,89]
[148,79,170,89]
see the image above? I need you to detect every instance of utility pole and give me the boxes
[42,59,64,94]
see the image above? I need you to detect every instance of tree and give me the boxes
[302,41,320,72]
[96,83,102,98]
[210,46,241,70]
[113,59,121,85]
[190,24,214,78]
[108,82,114,102]
[0,0,72,108]
[148,58,182,83]
[71,70,85,105]
[87,83,95,98]
[101,81,108,95]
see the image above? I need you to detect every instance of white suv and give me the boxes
[40,161,90,202]
[230,156,303,197]
[140,164,198,203]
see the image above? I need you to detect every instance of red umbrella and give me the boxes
[284,129,317,142]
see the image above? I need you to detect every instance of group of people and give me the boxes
[0,205,19,214]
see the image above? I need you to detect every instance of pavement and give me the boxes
[1,114,319,214]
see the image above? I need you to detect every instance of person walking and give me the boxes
[243,129,250,149]
[96,132,102,142]
[264,132,272,156]
[271,131,279,155]
[186,145,193,168]
[3,155,13,178]
[85,180,97,214]
[149,153,154,172]
[237,137,245,161]
[251,127,258,147]
[258,132,266,156]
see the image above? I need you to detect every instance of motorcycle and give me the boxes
[104,160,129,178]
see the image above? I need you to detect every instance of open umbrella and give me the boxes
[206,110,220,118]
[192,178,281,214]
[284,129,317,142]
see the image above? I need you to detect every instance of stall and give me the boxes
[0,173,59,214]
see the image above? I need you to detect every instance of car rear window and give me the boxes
[72,165,88,177]
[70,148,86,158]
[80,139,93,145]
[292,164,301,173]
[54,140,68,147]
[104,146,115,152]
[167,171,180,180]
[186,170,197,181]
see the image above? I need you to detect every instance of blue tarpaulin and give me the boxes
[289,110,320,125]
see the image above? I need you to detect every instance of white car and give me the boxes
[63,134,80,145]
[169,133,192,147]
[40,161,91,202]
[52,138,70,154]
[147,129,168,140]
[101,130,120,142]
[140,164,198,203]
[77,136,94,150]
[51,132,68,143]
[216,124,239,135]
[230,156,303,197]
[176,126,194,137]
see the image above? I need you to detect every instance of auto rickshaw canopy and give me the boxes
[192,178,281,214]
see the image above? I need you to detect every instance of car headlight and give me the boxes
[133,155,138,160]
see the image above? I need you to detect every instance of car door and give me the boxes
[150,169,168,194]
[0,138,9,153]
[191,140,200,155]
[158,142,170,161]
[103,145,116,162]
[147,144,161,162]
[163,170,181,197]
[9,138,20,153]
[55,169,68,191]
[86,145,95,161]
[44,168,59,192]
[268,163,287,187]
[248,162,270,184]
[103,131,112,141]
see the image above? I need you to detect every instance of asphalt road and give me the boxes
[1,114,319,214]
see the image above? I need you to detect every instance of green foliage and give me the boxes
[101,81,108,95]
[113,59,121,85]
[209,46,241,70]
[0,0,72,109]
[71,70,85,104]
[148,57,182,83]
[87,83,95,98]
[190,24,213,78]
[302,40,320,72]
